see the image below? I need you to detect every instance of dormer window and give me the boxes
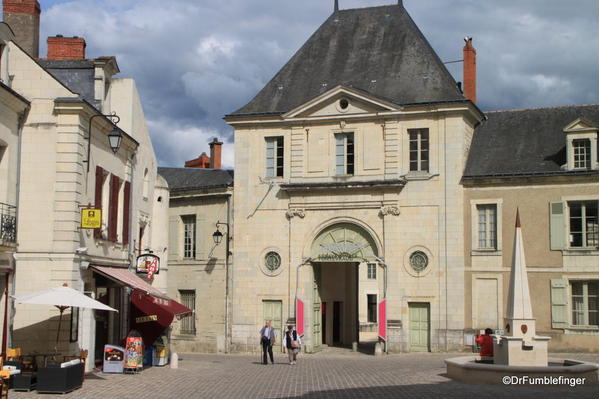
[564,118,598,171]
[573,139,591,169]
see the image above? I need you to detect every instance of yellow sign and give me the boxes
[81,209,102,229]
[135,315,158,324]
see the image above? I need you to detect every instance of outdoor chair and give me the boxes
[36,359,84,394]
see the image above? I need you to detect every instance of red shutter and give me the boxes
[122,181,131,245]
[108,174,119,242]
[94,166,104,239]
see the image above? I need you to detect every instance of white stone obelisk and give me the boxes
[494,209,550,366]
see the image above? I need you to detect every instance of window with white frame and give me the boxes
[179,290,196,334]
[568,201,598,248]
[335,133,354,175]
[571,281,598,327]
[367,263,377,280]
[265,136,284,178]
[409,128,429,172]
[477,204,497,250]
[572,139,592,170]
[182,215,196,259]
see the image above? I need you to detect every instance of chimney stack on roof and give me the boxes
[463,37,477,103]
[209,138,223,169]
[334,0,339,12]
[2,0,40,58]
[47,35,86,60]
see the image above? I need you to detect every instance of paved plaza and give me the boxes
[11,351,599,399]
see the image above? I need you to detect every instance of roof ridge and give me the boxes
[337,4,401,12]
[486,103,599,114]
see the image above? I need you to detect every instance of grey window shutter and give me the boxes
[169,216,180,260]
[550,279,568,329]
[549,202,566,250]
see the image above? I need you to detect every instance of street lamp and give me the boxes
[108,128,123,153]
[84,113,121,173]
[212,221,228,245]
[212,227,224,244]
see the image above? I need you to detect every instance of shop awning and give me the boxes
[131,289,192,346]
[90,265,168,299]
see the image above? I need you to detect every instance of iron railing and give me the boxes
[0,202,16,245]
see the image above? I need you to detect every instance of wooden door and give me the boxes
[263,300,282,347]
[409,303,430,352]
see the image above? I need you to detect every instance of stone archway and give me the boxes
[310,223,379,263]
[306,223,381,351]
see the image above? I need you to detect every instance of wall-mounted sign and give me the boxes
[135,315,158,324]
[81,209,102,229]
[136,254,160,278]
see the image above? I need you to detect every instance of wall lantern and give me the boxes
[108,128,123,154]
[212,221,228,245]
[84,113,121,173]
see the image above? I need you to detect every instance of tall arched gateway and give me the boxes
[298,223,385,352]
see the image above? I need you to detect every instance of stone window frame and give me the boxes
[470,199,503,256]
[178,289,197,335]
[367,262,377,280]
[334,132,355,176]
[408,128,429,173]
[561,195,599,251]
[471,273,504,331]
[265,136,285,178]
[566,132,598,171]
[181,215,197,259]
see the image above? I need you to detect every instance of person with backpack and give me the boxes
[283,325,301,365]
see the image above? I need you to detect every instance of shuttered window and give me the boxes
[550,279,568,329]
[570,281,599,327]
[568,201,599,248]
[409,128,429,172]
[335,133,354,175]
[94,166,105,239]
[179,290,196,335]
[122,181,131,245]
[265,136,284,178]
[108,174,121,242]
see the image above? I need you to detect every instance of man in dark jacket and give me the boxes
[259,320,276,365]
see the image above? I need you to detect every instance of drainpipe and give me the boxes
[224,193,231,353]
[6,109,29,354]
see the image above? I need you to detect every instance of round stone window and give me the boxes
[339,98,349,110]
[265,252,282,272]
[409,251,428,272]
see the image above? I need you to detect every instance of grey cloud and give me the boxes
[39,0,599,167]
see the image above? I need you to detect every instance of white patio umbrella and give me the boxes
[13,285,117,349]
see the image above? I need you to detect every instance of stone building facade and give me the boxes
[159,160,233,353]
[225,4,484,353]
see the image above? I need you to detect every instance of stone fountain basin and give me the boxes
[445,356,599,385]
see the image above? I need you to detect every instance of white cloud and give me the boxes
[38,0,599,166]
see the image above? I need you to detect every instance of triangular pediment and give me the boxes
[283,85,399,119]
[563,117,599,133]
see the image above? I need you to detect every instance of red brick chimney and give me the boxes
[47,35,86,60]
[463,37,477,103]
[209,138,223,169]
[3,0,41,58]
[184,152,211,169]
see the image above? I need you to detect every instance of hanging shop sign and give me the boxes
[136,254,160,278]
[80,209,102,229]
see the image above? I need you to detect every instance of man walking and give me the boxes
[259,320,276,365]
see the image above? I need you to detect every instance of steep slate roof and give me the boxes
[231,4,465,116]
[158,167,234,192]
[37,59,97,107]
[464,104,599,178]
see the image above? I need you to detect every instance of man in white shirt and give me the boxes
[259,320,276,365]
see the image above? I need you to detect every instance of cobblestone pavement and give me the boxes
[11,351,599,399]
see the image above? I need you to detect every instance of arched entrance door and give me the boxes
[307,223,380,351]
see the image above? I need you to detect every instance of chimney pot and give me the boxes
[209,138,223,169]
[47,35,86,60]
[2,0,41,58]
[463,37,477,103]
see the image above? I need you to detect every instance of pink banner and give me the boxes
[296,299,304,337]
[378,299,387,341]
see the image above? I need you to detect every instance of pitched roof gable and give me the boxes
[158,167,233,192]
[230,4,464,116]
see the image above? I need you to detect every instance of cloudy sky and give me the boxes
[35,0,599,168]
